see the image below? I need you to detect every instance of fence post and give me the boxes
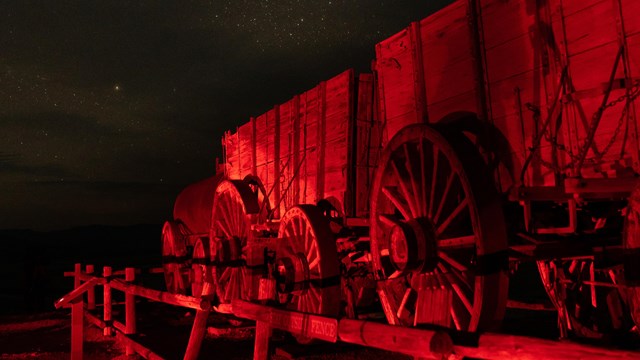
[71,299,84,360]
[103,266,113,336]
[253,279,273,360]
[74,263,82,289]
[125,267,137,355]
[85,265,95,310]
[184,281,214,360]
[72,263,83,360]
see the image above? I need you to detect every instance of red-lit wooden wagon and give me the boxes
[163,0,640,340]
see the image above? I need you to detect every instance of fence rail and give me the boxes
[56,263,640,360]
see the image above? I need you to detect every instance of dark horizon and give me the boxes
[1,1,451,231]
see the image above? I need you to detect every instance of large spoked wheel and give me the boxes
[536,191,640,339]
[210,180,260,305]
[275,205,341,317]
[536,257,633,338]
[370,124,508,332]
[191,238,212,297]
[162,221,190,295]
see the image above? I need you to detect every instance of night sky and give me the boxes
[1,1,450,230]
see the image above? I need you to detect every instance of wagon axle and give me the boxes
[388,217,438,273]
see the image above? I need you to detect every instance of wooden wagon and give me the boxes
[162,0,640,339]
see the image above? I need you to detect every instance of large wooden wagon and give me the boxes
[162,0,640,339]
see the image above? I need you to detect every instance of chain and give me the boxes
[529,79,640,173]
[590,79,640,162]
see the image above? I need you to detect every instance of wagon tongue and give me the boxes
[388,218,438,273]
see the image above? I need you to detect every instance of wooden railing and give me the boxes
[56,263,213,360]
[56,263,640,360]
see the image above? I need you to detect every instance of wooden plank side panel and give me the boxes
[624,33,640,171]
[325,70,352,143]
[279,98,297,216]
[322,70,353,212]
[255,113,269,167]
[563,0,618,57]
[480,0,534,50]
[324,137,349,217]
[376,29,419,140]
[485,33,537,84]
[268,107,280,218]
[298,86,320,205]
[427,91,478,126]
[238,121,254,178]
[421,1,476,119]
[298,146,318,205]
[223,131,241,180]
[355,73,378,217]
[622,0,640,36]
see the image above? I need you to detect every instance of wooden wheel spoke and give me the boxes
[438,251,468,272]
[437,262,472,293]
[388,270,403,279]
[428,146,440,217]
[381,186,413,220]
[216,219,232,239]
[403,143,423,217]
[450,308,462,331]
[448,279,473,314]
[391,153,418,217]
[220,267,232,284]
[438,235,476,249]
[434,172,456,224]
[304,226,312,250]
[436,198,469,236]
[219,198,235,239]
[378,214,401,228]
[307,241,318,263]
[420,139,428,216]
[397,288,416,321]
[308,253,319,270]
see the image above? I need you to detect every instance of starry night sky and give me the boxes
[1,1,450,230]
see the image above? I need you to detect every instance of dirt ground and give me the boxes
[0,303,412,360]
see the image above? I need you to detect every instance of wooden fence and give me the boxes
[55,263,640,360]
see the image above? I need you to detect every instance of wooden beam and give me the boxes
[338,318,453,359]
[184,282,215,360]
[71,300,83,360]
[86,265,95,311]
[84,311,165,360]
[232,300,338,343]
[103,266,113,336]
[454,333,640,360]
[109,279,210,310]
[55,277,101,309]
[125,268,136,356]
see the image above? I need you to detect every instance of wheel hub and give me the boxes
[388,218,438,273]
[216,236,242,263]
[275,253,309,294]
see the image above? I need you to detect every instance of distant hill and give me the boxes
[0,224,163,315]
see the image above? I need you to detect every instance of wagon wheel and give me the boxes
[370,124,508,332]
[161,221,190,294]
[210,180,261,305]
[536,257,633,338]
[191,238,212,297]
[535,189,640,339]
[276,205,341,341]
[541,185,640,338]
